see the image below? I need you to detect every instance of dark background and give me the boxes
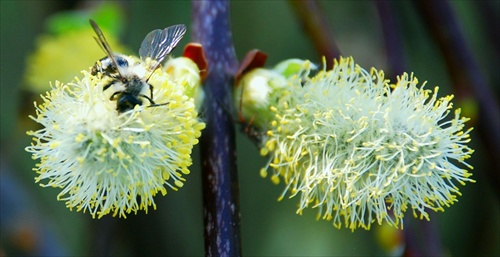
[1,1,498,256]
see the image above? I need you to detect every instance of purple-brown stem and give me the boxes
[288,0,341,68]
[415,0,500,197]
[375,0,406,79]
[191,1,242,256]
[376,1,445,256]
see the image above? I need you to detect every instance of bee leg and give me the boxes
[103,82,113,91]
[148,83,154,101]
[148,102,169,108]
[140,94,156,105]
[142,94,169,108]
[103,79,119,91]
[109,91,122,100]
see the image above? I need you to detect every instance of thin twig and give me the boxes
[375,2,444,256]
[475,0,500,58]
[374,0,406,79]
[288,0,341,68]
[191,1,242,257]
[415,0,500,197]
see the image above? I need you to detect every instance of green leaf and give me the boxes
[45,2,124,36]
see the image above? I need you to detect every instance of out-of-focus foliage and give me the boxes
[23,2,127,94]
[1,1,498,256]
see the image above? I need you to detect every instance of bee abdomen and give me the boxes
[91,55,130,76]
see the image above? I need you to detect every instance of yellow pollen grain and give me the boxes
[75,133,85,143]
[260,168,268,178]
[112,138,122,148]
[49,141,60,149]
[116,150,127,160]
[181,168,190,175]
[271,175,280,185]
[196,122,206,130]
[174,180,184,188]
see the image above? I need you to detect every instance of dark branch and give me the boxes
[374,0,406,79]
[192,1,242,257]
[288,0,341,68]
[375,2,444,256]
[415,0,500,197]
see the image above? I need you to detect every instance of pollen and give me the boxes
[75,133,85,143]
[254,57,474,230]
[25,64,205,219]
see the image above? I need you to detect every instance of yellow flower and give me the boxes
[164,57,205,110]
[253,57,474,230]
[24,27,127,93]
[26,64,205,218]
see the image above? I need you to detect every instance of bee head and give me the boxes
[116,93,143,113]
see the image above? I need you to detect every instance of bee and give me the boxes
[89,19,186,113]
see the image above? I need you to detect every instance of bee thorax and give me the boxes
[126,78,150,95]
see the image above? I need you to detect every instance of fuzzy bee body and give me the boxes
[91,54,130,77]
[89,19,186,113]
[92,54,153,112]
[112,78,149,113]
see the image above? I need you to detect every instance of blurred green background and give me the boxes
[1,1,498,256]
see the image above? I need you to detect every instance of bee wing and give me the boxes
[89,19,124,77]
[139,24,186,71]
